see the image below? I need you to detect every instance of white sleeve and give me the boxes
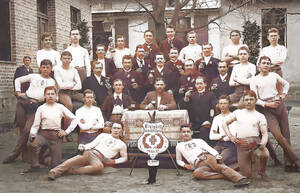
[229,66,238,86]
[36,51,42,67]
[84,49,91,77]
[84,134,103,150]
[275,73,289,94]
[178,48,185,63]
[91,108,105,129]
[54,68,73,89]
[55,51,62,67]
[250,77,266,107]
[62,105,78,135]
[114,143,128,164]
[72,69,82,90]
[30,106,42,135]
[15,74,32,92]
[209,116,222,140]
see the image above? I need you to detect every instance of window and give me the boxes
[262,8,287,47]
[71,6,81,29]
[37,0,49,49]
[0,0,11,61]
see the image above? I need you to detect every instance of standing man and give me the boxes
[28,86,77,169]
[66,28,91,81]
[250,56,300,172]
[102,79,136,122]
[195,43,220,87]
[178,31,202,63]
[210,62,234,99]
[209,95,237,166]
[132,45,150,77]
[13,56,33,93]
[54,51,83,112]
[160,25,185,61]
[48,122,127,180]
[222,91,269,178]
[180,77,218,146]
[3,60,55,164]
[37,33,61,68]
[95,44,116,78]
[140,30,160,68]
[258,28,287,77]
[82,60,110,108]
[222,30,247,74]
[106,35,131,69]
[176,124,249,188]
[76,89,104,144]
[140,78,177,111]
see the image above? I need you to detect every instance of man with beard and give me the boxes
[195,43,219,87]
[95,44,116,78]
[160,25,185,61]
[180,77,218,146]
[140,78,176,111]
[82,61,110,107]
[176,124,249,187]
[210,62,234,99]
[112,55,145,103]
[65,29,91,81]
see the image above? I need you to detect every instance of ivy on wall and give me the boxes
[77,19,91,54]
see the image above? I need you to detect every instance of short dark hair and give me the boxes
[44,86,57,95]
[61,51,72,58]
[244,90,257,100]
[23,56,31,61]
[70,28,80,36]
[83,89,95,97]
[113,78,123,85]
[268,28,279,35]
[166,25,175,30]
[41,32,53,41]
[230,30,241,38]
[40,59,52,68]
[91,60,103,69]
[122,55,132,63]
[219,95,230,102]
[135,44,144,52]
[154,78,165,84]
[258,56,271,65]
[180,123,192,131]
[144,30,153,36]
[238,46,250,55]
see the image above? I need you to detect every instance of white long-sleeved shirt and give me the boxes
[178,44,202,63]
[54,66,82,90]
[15,74,56,101]
[176,138,219,166]
[224,109,267,139]
[84,133,127,164]
[210,113,237,141]
[30,103,77,136]
[75,105,104,132]
[229,62,256,86]
[65,45,91,77]
[36,49,61,68]
[250,72,289,107]
[258,44,287,66]
[222,44,247,65]
[107,48,131,69]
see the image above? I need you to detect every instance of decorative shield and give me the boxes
[138,122,169,159]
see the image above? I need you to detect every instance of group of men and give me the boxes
[2,25,299,188]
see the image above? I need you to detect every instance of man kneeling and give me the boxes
[176,124,249,188]
[48,122,127,180]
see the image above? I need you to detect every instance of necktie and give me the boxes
[115,96,122,106]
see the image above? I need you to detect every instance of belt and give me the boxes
[194,152,209,167]
[80,128,100,133]
[75,66,86,69]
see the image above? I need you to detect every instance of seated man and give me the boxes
[102,79,136,122]
[48,122,127,180]
[176,124,249,188]
[222,90,269,179]
[76,89,104,144]
[132,45,151,76]
[28,86,77,169]
[82,60,110,108]
[210,61,234,99]
[54,51,83,112]
[140,78,177,111]
[209,95,237,167]
[180,76,217,146]
[3,59,55,164]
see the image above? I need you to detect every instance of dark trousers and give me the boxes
[192,124,216,147]
[214,141,237,166]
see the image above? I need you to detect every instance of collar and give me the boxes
[123,68,132,73]
[156,66,164,73]
[113,93,122,100]
[198,89,205,94]
[220,73,228,81]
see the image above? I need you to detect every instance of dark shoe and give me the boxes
[234,178,250,188]
[2,154,17,164]
[274,159,282,166]
[48,171,56,181]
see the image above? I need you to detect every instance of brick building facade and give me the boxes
[0,0,92,130]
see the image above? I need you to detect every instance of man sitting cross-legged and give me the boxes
[176,124,249,188]
[48,122,127,180]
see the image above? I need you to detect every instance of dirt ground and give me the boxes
[1,107,300,193]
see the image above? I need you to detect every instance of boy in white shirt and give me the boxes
[178,31,202,63]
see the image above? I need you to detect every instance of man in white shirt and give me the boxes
[54,51,83,112]
[258,28,287,77]
[229,46,256,104]
[223,90,269,179]
[3,60,56,164]
[106,35,131,69]
[178,31,202,63]
[76,89,104,144]
[250,56,300,172]
[209,95,237,167]
[176,124,249,188]
[65,29,91,81]
[48,122,127,180]
[28,86,77,169]
[36,33,61,68]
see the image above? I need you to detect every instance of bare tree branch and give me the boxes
[133,0,158,24]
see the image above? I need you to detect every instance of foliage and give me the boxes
[242,20,261,64]
[77,19,91,54]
